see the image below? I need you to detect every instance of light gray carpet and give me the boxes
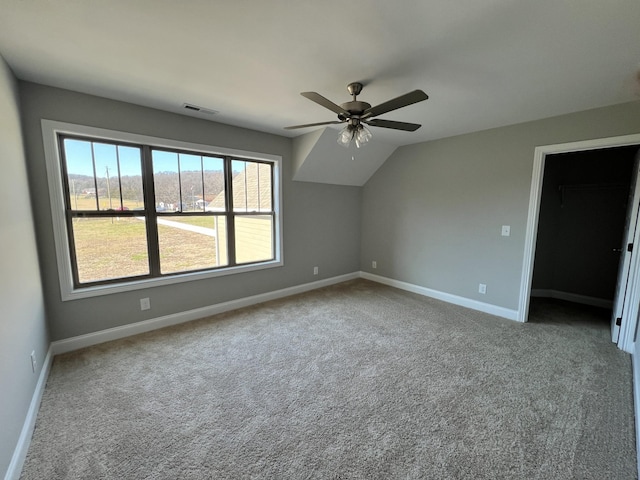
[20,280,637,479]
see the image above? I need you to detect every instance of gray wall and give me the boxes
[361,101,640,311]
[0,60,49,477]
[532,148,636,300]
[19,82,361,341]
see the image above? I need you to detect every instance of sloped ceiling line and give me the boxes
[292,128,397,186]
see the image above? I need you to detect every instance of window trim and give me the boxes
[42,119,283,301]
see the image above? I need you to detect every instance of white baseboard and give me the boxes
[52,272,360,355]
[47,270,524,356]
[5,345,54,480]
[530,289,613,309]
[360,272,519,321]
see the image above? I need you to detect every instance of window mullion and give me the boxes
[225,156,237,267]
[142,146,161,275]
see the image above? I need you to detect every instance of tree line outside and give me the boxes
[67,170,228,212]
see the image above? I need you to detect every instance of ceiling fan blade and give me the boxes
[284,120,344,130]
[364,119,422,132]
[362,90,428,119]
[301,92,349,116]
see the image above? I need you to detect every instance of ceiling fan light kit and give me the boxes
[285,82,429,148]
[337,123,373,148]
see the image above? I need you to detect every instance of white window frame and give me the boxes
[42,119,283,301]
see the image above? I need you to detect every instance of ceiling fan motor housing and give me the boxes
[340,101,371,117]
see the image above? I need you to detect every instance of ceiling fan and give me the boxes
[285,82,429,148]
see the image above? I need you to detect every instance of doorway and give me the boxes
[531,147,636,309]
[519,133,640,353]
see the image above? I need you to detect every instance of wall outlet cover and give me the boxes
[140,297,151,310]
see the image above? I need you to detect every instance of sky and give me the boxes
[64,139,141,177]
[63,139,226,179]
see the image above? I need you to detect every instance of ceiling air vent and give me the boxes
[183,103,218,115]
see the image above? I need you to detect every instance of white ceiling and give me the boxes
[1,0,639,147]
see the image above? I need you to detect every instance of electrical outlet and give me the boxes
[372,260,377,269]
[478,284,487,294]
[313,266,319,275]
[30,351,37,373]
[140,297,151,311]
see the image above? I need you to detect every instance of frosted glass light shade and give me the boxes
[355,125,372,148]
[337,123,372,148]
[337,125,355,147]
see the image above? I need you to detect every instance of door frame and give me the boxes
[611,157,640,344]
[518,133,640,353]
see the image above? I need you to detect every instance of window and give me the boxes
[43,121,282,300]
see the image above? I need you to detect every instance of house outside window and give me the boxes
[42,120,282,300]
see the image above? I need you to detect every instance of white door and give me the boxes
[611,153,640,343]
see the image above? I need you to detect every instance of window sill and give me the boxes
[62,259,284,301]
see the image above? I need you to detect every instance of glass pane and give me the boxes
[258,163,272,211]
[231,161,272,212]
[92,143,119,211]
[234,215,273,264]
[152,150,180,212]
[63,139,144,212]
[244,162,260,211]
[71,217,149,283]
[118,146,144,211]
[157,215,228,274]
[63,138,98,211]
[203,156,225,212]
[231,160,248,212]
[180,153,203,212]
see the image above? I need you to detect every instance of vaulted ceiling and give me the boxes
[1,1,639,185]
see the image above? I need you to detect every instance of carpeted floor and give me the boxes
[20,280,637,479]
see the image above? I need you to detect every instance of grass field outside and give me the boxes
[71,216,224,283]
[68,195,270,284]
[166,216,215,228]
[72,218,149,283]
